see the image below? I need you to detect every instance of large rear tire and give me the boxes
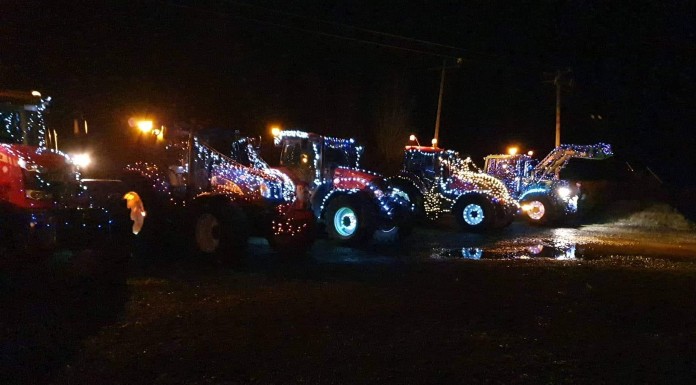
[325,195,376,244]
[193,204,249,263]
[453,194,495,232]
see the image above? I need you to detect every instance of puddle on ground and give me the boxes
[431,241,580,261]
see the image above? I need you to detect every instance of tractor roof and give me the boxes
[404,146,445,153]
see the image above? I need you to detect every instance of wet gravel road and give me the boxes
[3,220,696,384]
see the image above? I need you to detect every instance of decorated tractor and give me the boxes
[484,143,613,224]
[122,127,315,261]
[272,130,413,244]
[388,145,518,232]
[0,90,118,259]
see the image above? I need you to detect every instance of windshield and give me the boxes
[0,107,47,146]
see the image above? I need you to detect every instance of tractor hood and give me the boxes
[448,169,515,206]
[4,144,75,172]
[331,167,380,190]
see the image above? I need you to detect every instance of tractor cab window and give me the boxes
[280,138,316,184]
[323,146,353,169]
[229,139,253,167]
[0,110,22,144]
[404,151,436,176]
[0,107,46,146]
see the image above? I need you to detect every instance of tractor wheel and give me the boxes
[522,195,554,225]
[453,194,495,232]
[193,204,249,263]
[325,195,376,244]
[373,223,412,244]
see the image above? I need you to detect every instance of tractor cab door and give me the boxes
[404,150,436,179]
[279,137,319,186]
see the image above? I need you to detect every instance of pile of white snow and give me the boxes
[608,202,696,231]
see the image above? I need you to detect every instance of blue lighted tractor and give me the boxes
[272,130,414,244]
[122,128,315,261]
[389,145,518,232]
[484,143,613,224]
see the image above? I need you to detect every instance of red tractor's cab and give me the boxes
[273,130,413,244]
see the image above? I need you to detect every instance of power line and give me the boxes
[162,1,461,59]
[215,0,466,53]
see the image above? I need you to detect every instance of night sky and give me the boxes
[2,0,695,185]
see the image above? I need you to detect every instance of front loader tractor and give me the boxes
[122,127,315,261]
[484,143,613,224]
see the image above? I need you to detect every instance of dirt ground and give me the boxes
[2,218,696,385]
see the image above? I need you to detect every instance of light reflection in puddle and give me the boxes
[432,242,578,261]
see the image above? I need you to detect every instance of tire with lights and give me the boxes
[453,194,495,232]
[193,202,250,262]
[325,195,376,244]
[521,195,554,225]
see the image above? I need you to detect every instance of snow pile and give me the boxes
[609,203,696,231]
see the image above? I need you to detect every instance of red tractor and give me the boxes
[0,90,117,259]
[272,130,414,244]
[122,127,315,261]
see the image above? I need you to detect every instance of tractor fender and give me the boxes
[317,189,375,222]
[191,192,243,212]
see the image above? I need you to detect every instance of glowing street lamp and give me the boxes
[271,126,281,137]
[507,146,518,155]
[431,138,438,147]
[527,150,534,156]
[136,120,154,133]
[409,134,421,146]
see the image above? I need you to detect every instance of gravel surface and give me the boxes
[2,222,696,385]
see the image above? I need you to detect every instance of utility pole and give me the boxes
[433,58,446,147]
[433,57,462,147]
[544,69,573,147]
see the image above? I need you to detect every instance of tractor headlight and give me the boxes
[557,186,571,199]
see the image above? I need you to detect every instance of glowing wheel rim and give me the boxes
[334,207,358,237]
[527,201,546,221]
[462,203,485,226]
[196,213,221,253]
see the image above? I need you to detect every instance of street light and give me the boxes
[271,126,281,137]
[431,138,438,147]
[136,120,154,133]
[508,146,518,155]
[409,134,421,146]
